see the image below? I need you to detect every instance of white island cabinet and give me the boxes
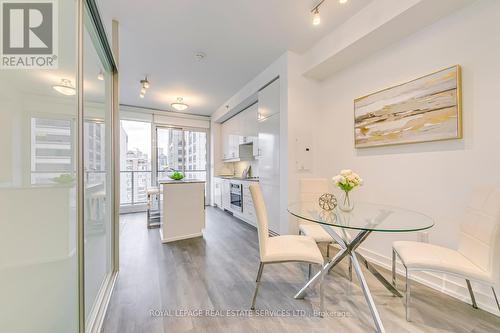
[158,179,205,243]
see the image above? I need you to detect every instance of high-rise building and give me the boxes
[30,117,73,184]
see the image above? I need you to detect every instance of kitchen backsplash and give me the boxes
[233,160,259,178]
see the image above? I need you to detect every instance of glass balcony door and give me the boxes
[155,127,207,184]
[156,127,185,181]
[119,120,152,208]
[183,130,207,182]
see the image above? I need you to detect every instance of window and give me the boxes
[119,120,152,205]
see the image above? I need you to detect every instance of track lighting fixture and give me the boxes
[312,8,321,26]
[139,76,150,98]
[311,0,349,26]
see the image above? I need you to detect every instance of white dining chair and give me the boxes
[249,184,325,311]
[392,186,500,321]
[298,178,352,280]
[298,179,334,256]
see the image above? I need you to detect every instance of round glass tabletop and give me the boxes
[288,201,434,232]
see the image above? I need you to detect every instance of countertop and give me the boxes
[214,176,259,182]
[159,179,206,184]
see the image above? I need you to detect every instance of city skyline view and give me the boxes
[120,120,207,206]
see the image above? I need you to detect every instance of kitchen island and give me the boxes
[158,179,205,243]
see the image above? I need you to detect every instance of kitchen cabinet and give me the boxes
[229,134,240,159]
[213,178,222,207]
[221,122,229,160]
[258,79,280,120]
[221,180,231,210]
[220,102,259,161]
[258,78,280,234]
[251,136,260,158]
[213,177,257,226]
[242,183,256,226]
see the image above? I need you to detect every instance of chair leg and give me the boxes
[405,268,411,322]
[251,262,264,310]
[392,248,396,287]
[492,286,500,312]
[326,243,330,258]
[466,279,478,309]
[308,263,312,280]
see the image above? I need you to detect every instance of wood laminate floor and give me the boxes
[102,207,500,333]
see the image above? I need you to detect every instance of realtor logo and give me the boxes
[1,0,58,69]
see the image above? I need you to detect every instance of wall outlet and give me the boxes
[417,231,429,243]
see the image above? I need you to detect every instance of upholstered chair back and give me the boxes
[249,184,269,260]
[299,178,330,202]
[458,186,500,282]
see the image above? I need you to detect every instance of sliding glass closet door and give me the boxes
[82,9,114,326]
[0,1,79,332]
[0,1,116,332]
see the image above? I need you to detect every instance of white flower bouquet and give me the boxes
[332,169,363,193]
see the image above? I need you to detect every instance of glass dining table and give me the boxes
[288,201,434,333]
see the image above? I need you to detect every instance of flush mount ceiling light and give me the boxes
[97,70,104,81]
[52,79,76,96]
[171,97,189,111]
[139,75,150,98]
[339,0,348,4]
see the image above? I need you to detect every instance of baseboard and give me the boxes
[160,230,203,243]
[119,204,147,214]
[356,246,499,317]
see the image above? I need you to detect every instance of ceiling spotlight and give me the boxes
[339,0,348,4]
[171,97,189,111]
[141,76,150,89]
[97,70,104,81]
[139,76,149,98]
[52,79,76,96]
[312,7,321,26]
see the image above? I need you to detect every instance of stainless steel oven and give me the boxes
[230,183,242,212]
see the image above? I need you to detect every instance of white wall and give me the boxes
[314,0,500,314]
[286,52,322,234]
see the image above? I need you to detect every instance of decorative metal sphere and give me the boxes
[318,193,337,211]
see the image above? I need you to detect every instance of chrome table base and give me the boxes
[294,226,402,333]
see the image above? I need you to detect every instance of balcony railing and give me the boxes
[121,170,207,207]
[120,171,152,206]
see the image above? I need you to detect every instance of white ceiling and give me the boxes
[97,0,372,116]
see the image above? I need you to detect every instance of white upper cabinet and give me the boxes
[257,79,280,121]
[220,102,259,161]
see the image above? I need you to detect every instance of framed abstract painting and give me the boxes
[354,65,462,148]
